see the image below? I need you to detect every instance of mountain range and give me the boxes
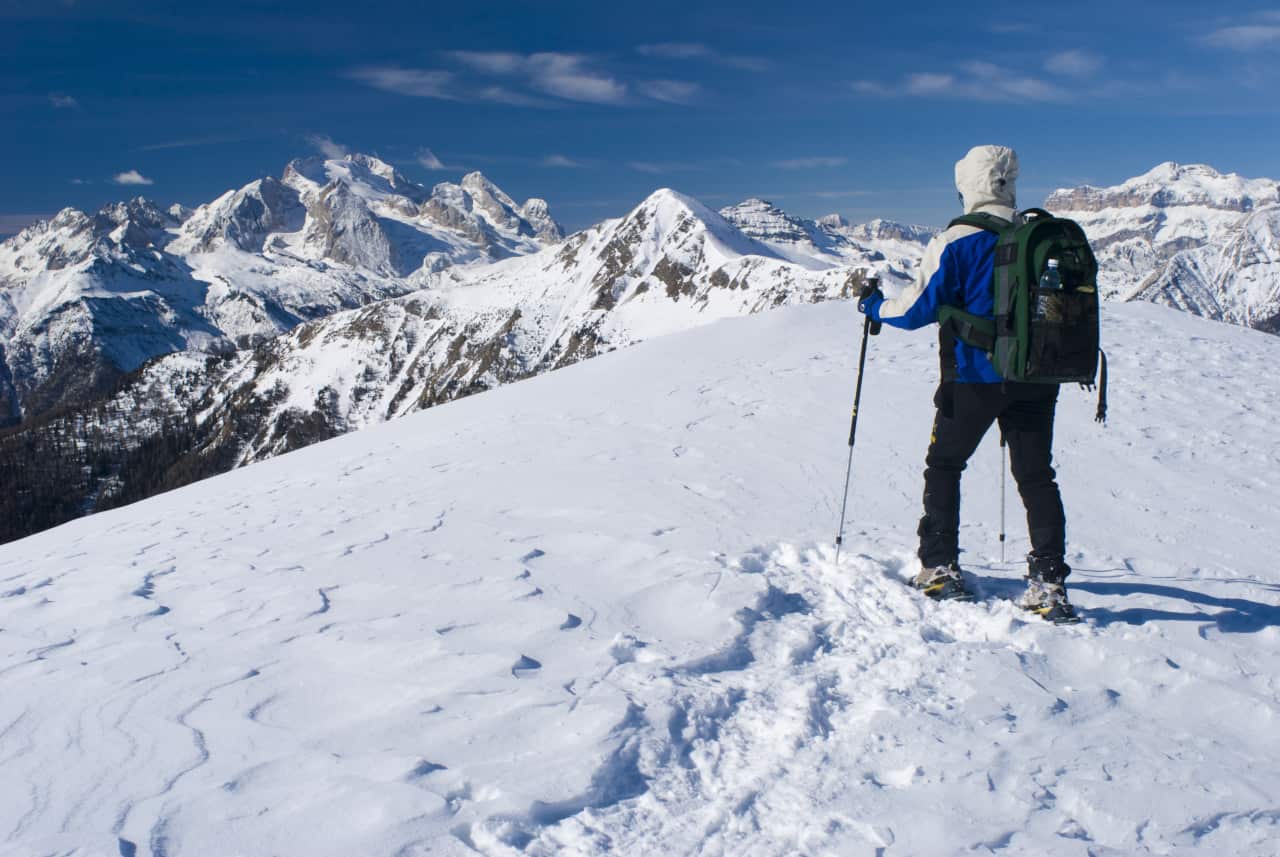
[0,154,563,424]
[2,154,1278,542]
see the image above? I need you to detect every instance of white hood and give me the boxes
[955,145,1018,214]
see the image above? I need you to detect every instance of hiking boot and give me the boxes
[1018,578,1080,624]
[912,563,973,602]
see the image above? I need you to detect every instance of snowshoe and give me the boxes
[913,564,973,602]
[1018,579,1081,625]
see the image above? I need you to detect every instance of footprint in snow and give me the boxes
[511,655,542,677]
[560,614,582,630]
[407,760,447,779]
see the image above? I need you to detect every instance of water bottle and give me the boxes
[1036,258,1063,322]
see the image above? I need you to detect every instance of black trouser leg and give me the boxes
[998,386,1068,579]
[918,384,1001,568]
[918,383,1067,574]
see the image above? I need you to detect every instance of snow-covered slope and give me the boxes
[0,154,562,423]
[1045,162,1280,304]
[2,299,1278,856]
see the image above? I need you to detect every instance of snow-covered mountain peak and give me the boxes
[718,198,931,274]
[172,176,305,254]
[620,188,779,265]
[718,197,815,246]
[520,197,563,242]
[1047,162,1280,213]
[842,218,937,245]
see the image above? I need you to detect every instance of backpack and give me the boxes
[936,208,1108,422]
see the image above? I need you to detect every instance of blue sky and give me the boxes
[3,0,1279,234]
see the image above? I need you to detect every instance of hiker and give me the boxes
[856,145,1076,623]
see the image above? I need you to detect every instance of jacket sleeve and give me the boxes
[876,232,959,331]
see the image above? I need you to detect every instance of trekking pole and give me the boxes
[999,432,1007,565]
[834,276,881,564]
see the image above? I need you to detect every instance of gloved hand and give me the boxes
[857,286,885,321]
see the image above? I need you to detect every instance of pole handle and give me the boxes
[860,276,882,336]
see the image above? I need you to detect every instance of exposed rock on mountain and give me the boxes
[1131,206,1280,333]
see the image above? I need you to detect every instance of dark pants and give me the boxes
[918,382,1066,574]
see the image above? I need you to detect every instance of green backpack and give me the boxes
[937,207,1107,422]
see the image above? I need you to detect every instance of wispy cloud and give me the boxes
[776,156,847,169]
[1204,24,1280,50]
[416,148,447,170]
[628,160,702,174]
[112,169,154,186]
[543,154,584,168]
[307,134,348,159]
[448,51,627,104]
[346,66,456,99]
[1202,10,1280,50]
[1045,50,1103,77]
[854,61,1070,102]
[139,134,251,151]
[348,51,698,108]
[49,93,79,109]
[636,41,769,71]
[638,79,701,104]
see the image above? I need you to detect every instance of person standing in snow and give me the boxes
[857,145,1076,621]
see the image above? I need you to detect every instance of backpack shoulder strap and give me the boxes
[947,212,1011,233]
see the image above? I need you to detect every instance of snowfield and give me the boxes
[2,300,1279,856]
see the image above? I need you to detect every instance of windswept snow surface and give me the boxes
[2,301,1279,856]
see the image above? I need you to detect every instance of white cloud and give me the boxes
[856,62,1070,103]
[447,51,526,74]
[628,160,701,174]
[417,148,446,170]
[346,66,456,99]
[905,72,957,96]
[448,51,627,104]
[112,170,153,186]
[851,80,890,96]
[636,41,768,71]
[542,154,583,168]
[638,79,701,104]
[49,93,79,109]
[638,42,712,60]
[776,156,848,169]
[1204,24,1280,50]
[139,134,250,152]
[307,134,348,160]
[1045,50,1103,77]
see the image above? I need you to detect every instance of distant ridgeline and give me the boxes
[2,156,1277,542]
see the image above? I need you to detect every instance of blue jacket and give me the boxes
[867,203,1014,383]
